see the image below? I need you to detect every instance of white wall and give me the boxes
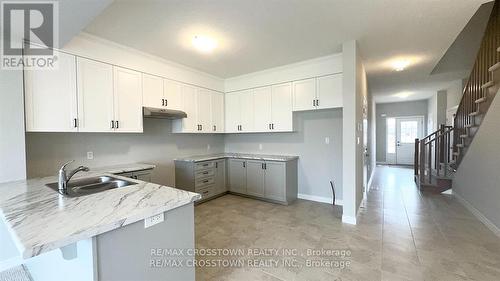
[0,69,26,183]
[26,119,224,186]
[64,33,224,92]
[427,90,447,134]
[224,110,343,202]
[225,54,342,92]
[446,79,465,110]
[453,88,500,234]
[341,40,367,224]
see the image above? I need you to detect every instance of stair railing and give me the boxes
[415,125,454,185]
[453,0,500,167]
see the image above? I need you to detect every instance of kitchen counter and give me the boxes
[175,153,299,163]
[90,163,156,174]
[0,165,200,259]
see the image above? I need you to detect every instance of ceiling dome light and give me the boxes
[392,60,411,71]
[192,35,217,53]
[394,91,413,98]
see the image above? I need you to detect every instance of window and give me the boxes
[400,121,418,143]
[387,118,396,154]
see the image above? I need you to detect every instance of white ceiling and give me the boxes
[83,0,490,102]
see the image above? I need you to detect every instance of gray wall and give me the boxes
[224,109,343,201]
[26,119,225,187]
[376,100,428,163]
[453,88,500,230]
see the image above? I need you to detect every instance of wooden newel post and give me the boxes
[414,138,419,179]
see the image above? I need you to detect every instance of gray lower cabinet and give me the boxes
[230,159,297,205]
[246,160,265,197]
[175,159,226,202]
[228,159,247,194]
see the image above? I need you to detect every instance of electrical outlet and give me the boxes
[144,213,164,228]
[325,137,330,144]
[87,151,94,160]
[259,144,263,150]
[207,144,211,151]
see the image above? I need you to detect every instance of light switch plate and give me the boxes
[144,213,164,228]
[259,144,263,150]
[325,137,330,144]
[207,144,211,151]
[87,151,94,160]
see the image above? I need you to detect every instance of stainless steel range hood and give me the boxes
[143,107,187,119]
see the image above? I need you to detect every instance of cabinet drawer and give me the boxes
[195,161,215,171]
[195,176,215,188]
[195,168,215,179]
[197,185,214,199]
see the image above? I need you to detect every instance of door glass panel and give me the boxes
[387,118,396,154]
[400,121,418,143]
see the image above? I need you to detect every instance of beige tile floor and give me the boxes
[195,166,500,280]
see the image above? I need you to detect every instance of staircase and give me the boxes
[415,0,500,193]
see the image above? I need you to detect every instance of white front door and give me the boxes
[396,117,424,165]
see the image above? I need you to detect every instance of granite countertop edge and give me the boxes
[175,153,299,163]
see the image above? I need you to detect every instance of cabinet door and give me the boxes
[292,78,316,111]
[77,58,114,132]
[224,92,240,133]
[214,160,226,194]
[228,159,246,194]
[142,74,163,108]
[271,83,293,132]
[164,79,182,110]
[317,74,343,109]
[195,89,211,133]
[210,91,225,133]
[179,84,197,132]
[264,162,286,202]
[253,87,272,132]
[239,90,254,132]
[246,161,265,197]
[24,51,78,132]
[113,67,143,133]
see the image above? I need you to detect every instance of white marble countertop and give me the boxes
[0,165,200,259]
[175,153,299,163]
[90,163,156,174]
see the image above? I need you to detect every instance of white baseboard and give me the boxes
[342,215,357,225]
[0,256,23,272]
[297,193,343,206]
[454,192,500,238]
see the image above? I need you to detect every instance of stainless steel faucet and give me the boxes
[58,160,89,194]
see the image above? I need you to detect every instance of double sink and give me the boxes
[46,176,137,198]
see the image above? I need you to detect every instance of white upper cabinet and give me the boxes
[77,58,114,132]
[239,90,255,132]
[196,89,212,133]
[253,87,272,132]
[173,84,197,133]
[225,92,240,133]
[271,82,293,132]
[292,74,343,111]
[210,91,225,133]
[292,78,316,111]
[142,74,163,108]
[317,74,343,109]
[113,67,143,133]
[163,79,182,110]
[224,90,254,133]
[24,51,78,132]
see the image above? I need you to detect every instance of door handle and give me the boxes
[115,121,119,129]
[162,99,164,106]
[111,120,115,129]
[316,99,319,106]
[271,123,274,130]
[73,118,78,128]
[165,99,168,106]
[313,99,316,107]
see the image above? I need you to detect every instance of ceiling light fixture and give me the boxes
[392,59,411,71]
[192,35,217,53]
[394,91,413,98]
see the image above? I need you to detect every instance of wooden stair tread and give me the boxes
[489,62,500,72]
[481,81,495,89]
[475,97,487,104]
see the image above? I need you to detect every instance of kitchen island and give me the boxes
[0,164,200,281]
